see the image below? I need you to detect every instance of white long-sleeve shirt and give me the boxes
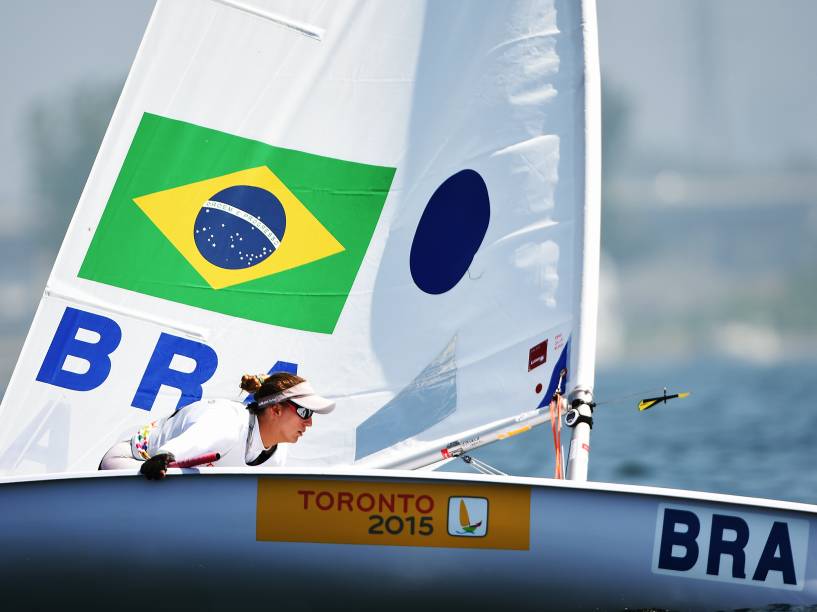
[130,398,288,467]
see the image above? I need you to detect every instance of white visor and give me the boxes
[256,381,335,414]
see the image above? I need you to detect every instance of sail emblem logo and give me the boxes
[132,166,344,290]
[448,497,488,537]
[79,113,395,333]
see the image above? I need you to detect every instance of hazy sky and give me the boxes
[0,0,154,208]
[4,0,817,209]
[597,0,817,169]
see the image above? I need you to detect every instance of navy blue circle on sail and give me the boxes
[410,169,490,295]
[193,185,287,269]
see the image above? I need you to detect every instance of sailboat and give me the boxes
[1,0,815,609]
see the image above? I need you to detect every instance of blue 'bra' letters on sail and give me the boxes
[36,307,218,412]
[36,307,122,392]
[131,333,218,411]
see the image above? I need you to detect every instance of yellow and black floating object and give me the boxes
[638,388,690,411]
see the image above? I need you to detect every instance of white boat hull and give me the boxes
[1,468,815,611]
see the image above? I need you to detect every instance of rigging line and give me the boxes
[461,455,506,476]
[460,456,488,475]
[471,457,506,476]
[560,442,566,479]
[593,385,684,408]
[550,389,565,479]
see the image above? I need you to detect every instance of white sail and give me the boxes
[0,0,598,476]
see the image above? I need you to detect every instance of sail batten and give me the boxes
[43,286,208,341]
[211,0,326,40]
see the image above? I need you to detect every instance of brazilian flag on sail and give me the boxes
[79,113,395,333]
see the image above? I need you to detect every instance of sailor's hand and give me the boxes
[140,452,176,480]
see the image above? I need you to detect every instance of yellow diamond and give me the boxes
[133,166,344,290]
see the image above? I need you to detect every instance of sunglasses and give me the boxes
[287,401,313,420]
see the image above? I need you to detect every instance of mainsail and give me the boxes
[0,0,600,476]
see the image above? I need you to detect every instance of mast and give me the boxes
[566,0,602,482]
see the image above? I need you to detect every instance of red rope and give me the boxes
[550,393,563,479]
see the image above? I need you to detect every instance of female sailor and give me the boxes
[99,372,335,479]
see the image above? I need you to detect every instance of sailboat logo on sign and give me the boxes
[448,497,488,537]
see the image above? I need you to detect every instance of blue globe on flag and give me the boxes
[193,185,287,269]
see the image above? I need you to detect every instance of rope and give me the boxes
[461,455,507,476]
[550,393,564,479]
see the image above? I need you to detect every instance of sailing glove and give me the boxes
[140,452,176,480]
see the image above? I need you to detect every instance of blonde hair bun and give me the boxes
[239,374,268,393]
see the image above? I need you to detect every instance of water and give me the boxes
[442,356,817,506]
